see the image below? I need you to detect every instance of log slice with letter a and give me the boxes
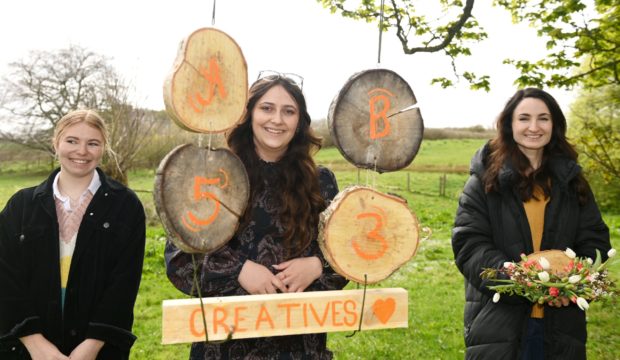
[154,144,249,253]
[328,69,424,172]
[318,186,420,283]
[163,27,248,133]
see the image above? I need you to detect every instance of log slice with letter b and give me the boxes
[318,186,420,283]
[154,144,249,253]
[328,69,424,172]
[163,27,248,133]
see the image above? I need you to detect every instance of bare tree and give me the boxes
[0,45,155,184]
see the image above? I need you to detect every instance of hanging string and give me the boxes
[377,0,386,64]
[373,158,378,189]
[191,254,210,343]
[191,254,235,343]
[207,118,214,157]
[211,0,217,26]
[346,274,369,337]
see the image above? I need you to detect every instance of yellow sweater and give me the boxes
[523,187,549,318]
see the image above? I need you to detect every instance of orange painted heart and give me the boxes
[372,297,395,324]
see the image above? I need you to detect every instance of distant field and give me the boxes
[315,138,487,173]
[0,139,618,360]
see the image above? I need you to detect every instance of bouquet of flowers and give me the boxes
[480,248,617,311]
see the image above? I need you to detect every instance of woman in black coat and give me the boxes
[0,110,146,359]
[452,88,610,360]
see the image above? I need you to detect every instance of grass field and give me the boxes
[1,139,618,359]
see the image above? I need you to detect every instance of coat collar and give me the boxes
[32,168,122,200]
[470,141,581,190]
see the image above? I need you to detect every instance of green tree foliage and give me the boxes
[318,0,619,90]
[569,84,620,210]
[317,0,490,90]
[497,0,619,89]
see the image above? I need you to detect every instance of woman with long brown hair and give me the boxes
[165,72,348,359]
[452,88,610,359]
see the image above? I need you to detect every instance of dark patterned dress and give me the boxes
[165,162,348,360]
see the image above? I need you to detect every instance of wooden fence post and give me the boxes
[407,172,410,192]
[439,174,447,197]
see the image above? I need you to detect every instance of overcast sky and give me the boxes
[0,0,576,128]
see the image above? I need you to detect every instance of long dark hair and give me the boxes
[227,76,326,257]
[483,88,588,203]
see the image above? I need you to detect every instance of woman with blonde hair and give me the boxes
[0,109,146,359]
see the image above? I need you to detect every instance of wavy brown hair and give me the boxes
[227,76,326,257]
[483,88,589,204]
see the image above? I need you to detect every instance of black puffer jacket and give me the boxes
[452,143,610,360]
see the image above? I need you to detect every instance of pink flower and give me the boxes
[549,287,559,297]
[576,263,583,271]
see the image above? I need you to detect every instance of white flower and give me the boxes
[608,249,617,258]
[538,271,550,282]
[576,297,589,311]
[586,258,593,265]
[565,248,576,259]
[538,257,551,270]
[493,293,501,303]
[503,261,513,269]
[568,275,581,284]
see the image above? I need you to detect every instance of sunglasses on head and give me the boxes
[256,70,304,91]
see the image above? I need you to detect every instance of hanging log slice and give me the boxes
[328,69,424,172]
[163,27,248,133]
[525,250,573,277]
[154,144,249,253]
[318,186,420,284]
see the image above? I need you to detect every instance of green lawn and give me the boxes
[1,139,618,359]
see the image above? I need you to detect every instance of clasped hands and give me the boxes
[238,257,322,295]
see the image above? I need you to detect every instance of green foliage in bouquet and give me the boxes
[480,248,617,311]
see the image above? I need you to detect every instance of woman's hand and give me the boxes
[273,257,322,293]
[238,260,287,294]
[19,333,70,360]
[69,339,104,360]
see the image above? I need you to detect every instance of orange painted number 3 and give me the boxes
[351,207,388,260]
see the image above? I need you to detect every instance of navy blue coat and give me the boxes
[0,168,145,359]
[452,144,610,360]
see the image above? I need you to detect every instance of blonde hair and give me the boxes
[53,109,110,156]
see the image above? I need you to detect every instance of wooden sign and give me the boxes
[319,186,420,284]
[163,27,248,133]
[154,144,249,253]
[161,288,408,344]
[328,68,424,172]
